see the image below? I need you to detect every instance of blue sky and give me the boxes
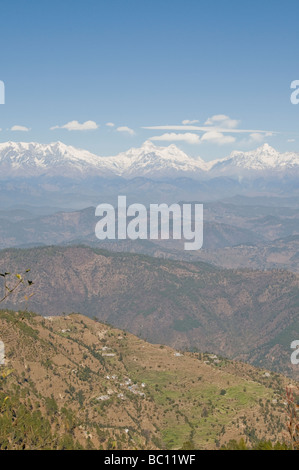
[0,0,299,160]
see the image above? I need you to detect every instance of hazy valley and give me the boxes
[0,195,298,273]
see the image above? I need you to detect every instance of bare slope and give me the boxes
[0,245,298,379]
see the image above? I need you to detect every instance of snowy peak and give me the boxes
[109,141,207,178]
[229,144,281,167]
[0,141,298,180]
[0,141,117,178]
[210,144,299,175]
[256,143,277,154]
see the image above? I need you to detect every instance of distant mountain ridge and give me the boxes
[0,140,298,180]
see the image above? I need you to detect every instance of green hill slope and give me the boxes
[0,310,297,450]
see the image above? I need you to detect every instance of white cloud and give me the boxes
[11,125,30,132]
[205,114,239,129]
[241,131,274,145]
[287,139,295,143]
[150,133,201,144]
[50,120,99,131]
[142,125,274,135]
[248,132,266,144]
[142,119,277,147]
[116,126,135,136]
[182,119,199,125]
[106,122,115,127]
[201,131,236,145]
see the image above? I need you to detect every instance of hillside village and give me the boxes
[0,310,298,450]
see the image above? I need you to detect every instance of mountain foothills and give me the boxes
[0,246,298,381]
[0,197,298,273]
[0,310,297,450]
[0,141,298,207]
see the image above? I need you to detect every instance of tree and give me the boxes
[181,440,196,450]
[221,438,248,450]
[0,269,34,376]
[286,386,299,450]
[0,270,34,305]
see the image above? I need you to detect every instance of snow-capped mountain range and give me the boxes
[0,140,298,180]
